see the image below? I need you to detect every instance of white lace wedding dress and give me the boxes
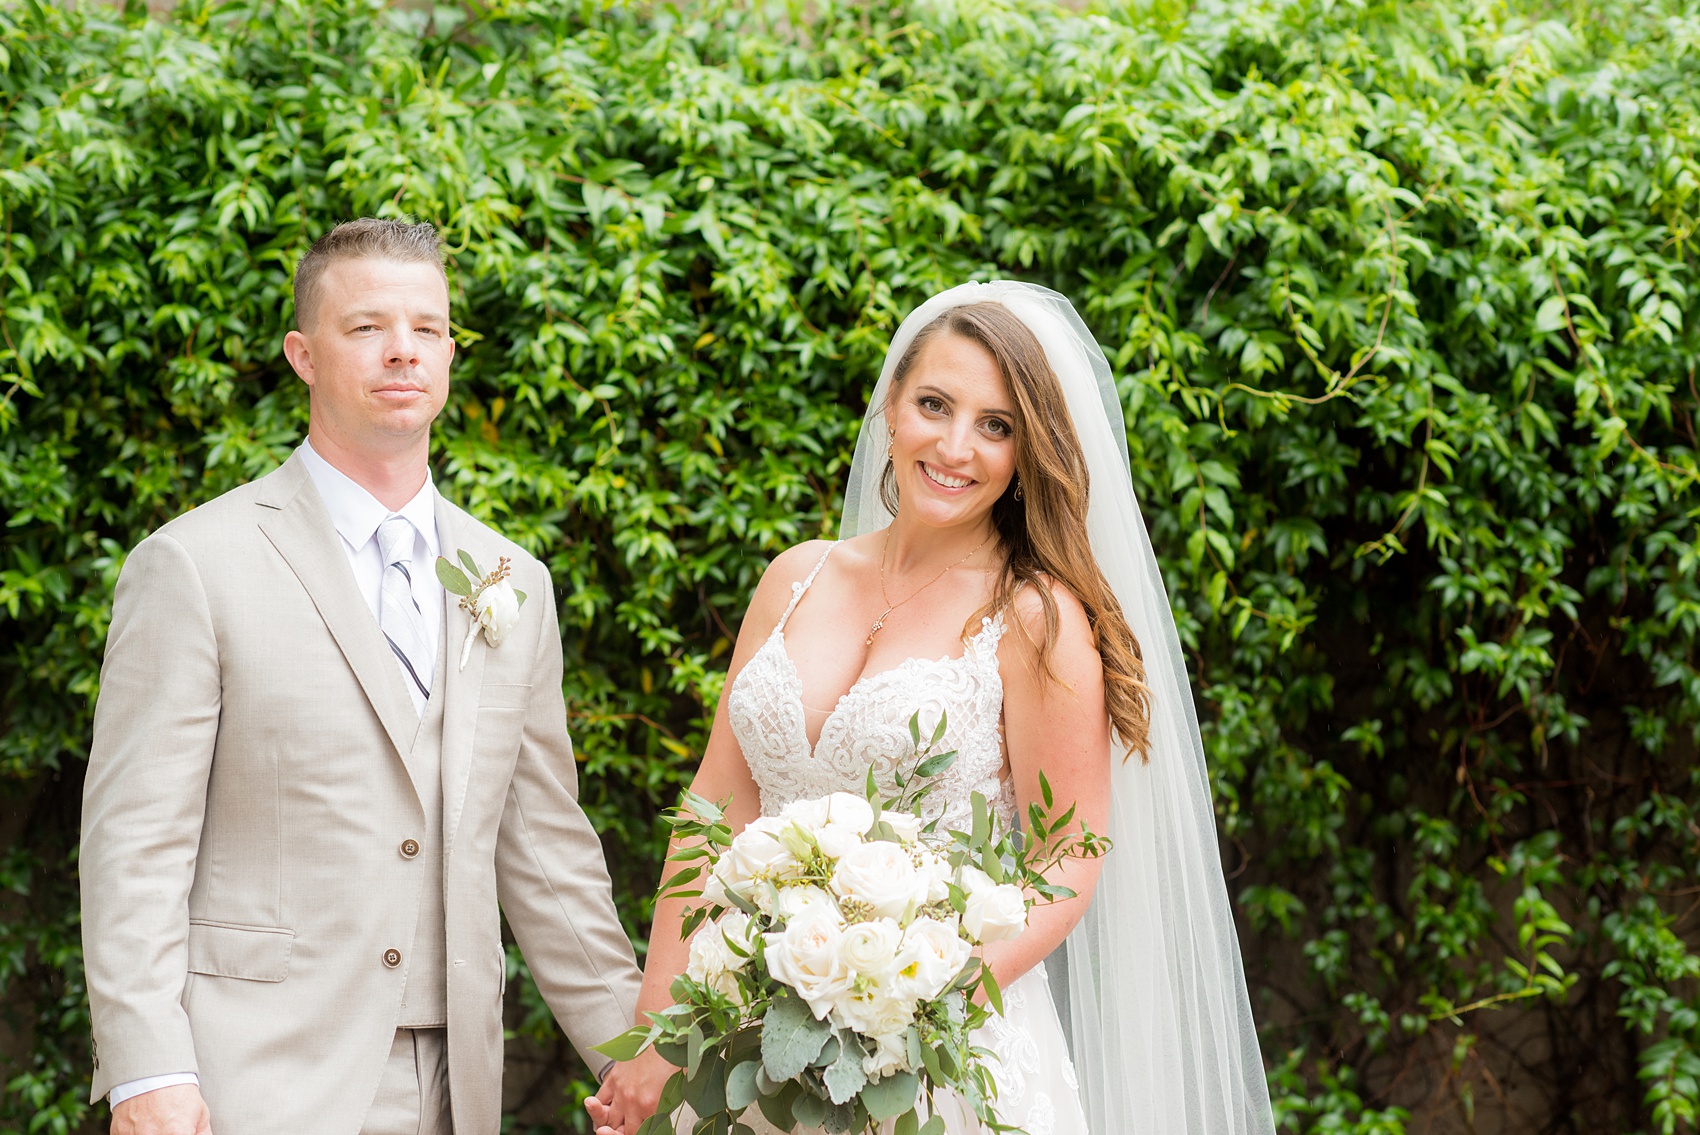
[723,542,1088,1135]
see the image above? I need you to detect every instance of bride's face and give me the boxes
[886,331,1018,531]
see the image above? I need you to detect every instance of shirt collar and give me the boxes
[297,438,439,558]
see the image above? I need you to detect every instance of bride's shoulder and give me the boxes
[755,535,879,592]
[1003,573,1097,662]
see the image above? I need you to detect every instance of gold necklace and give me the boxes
[866,531,993,646]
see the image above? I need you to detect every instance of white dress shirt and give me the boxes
[108,440,445,1107]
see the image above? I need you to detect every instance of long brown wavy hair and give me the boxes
[879,301,1153,758]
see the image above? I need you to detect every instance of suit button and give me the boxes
[400,839,420,859]
[383,948,402,969]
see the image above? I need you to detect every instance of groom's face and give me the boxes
[284,256,454,456]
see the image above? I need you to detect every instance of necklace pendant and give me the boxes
[864,619,883,646]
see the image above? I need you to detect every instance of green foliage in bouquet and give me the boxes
[595,713,1109,1135]
[3,0,1700,1131]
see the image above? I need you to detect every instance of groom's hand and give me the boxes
[111,1084,212,1135]
[587,1047,672,1135]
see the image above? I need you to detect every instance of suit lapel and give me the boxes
[255,454,423,786]
[436,495,488,848]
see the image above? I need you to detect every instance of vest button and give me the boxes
[400,838,420,859]
[383,948,402,969]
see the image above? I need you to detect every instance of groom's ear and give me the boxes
[283,330,315,387]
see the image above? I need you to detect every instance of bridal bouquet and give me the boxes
[597,714,1109,1135]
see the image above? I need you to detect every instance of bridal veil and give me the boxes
[840,281,1277,1135]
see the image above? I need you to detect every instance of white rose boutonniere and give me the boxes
[435,551,528,670]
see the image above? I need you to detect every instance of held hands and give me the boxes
[110,1084,212,1135]
[585,1046,674,1135]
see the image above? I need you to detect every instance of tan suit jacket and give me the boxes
[81,453,641,1133]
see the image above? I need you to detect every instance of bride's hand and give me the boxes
[587,1046,676,1135]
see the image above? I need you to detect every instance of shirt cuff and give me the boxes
[597,1059,615,1083]
[109,1073,200,1107]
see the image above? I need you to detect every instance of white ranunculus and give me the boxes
[475,579,522,646]
[879,811,923,843]
[724,817,802,887]
[765,905,851,1020]
[836,919,903,981]
[833,984,917,1040]
[833,841,929,921]
[863,1029,915,1081]
[892,917,972,1002]
[962,881,1028,945]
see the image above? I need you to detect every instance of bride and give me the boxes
[591,282,1276,1135]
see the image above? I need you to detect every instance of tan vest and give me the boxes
[398,640,449,1027]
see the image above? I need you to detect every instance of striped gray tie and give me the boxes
[377,515,432,711]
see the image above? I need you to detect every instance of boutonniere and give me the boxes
[436,551,528,670]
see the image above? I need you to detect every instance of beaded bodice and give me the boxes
[726,542,1016,833]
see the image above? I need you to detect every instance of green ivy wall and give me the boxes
[1,0,1697,1131]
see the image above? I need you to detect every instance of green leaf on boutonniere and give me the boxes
[457,549,481,579]
[434,557,473,596]
[513,589,526,606]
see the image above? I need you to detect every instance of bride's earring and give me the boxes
[1014,478,1024,502]
[886,425,895,460]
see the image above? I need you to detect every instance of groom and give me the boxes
[81,219,648,1135]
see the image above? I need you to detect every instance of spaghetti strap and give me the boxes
[774,542,838,634]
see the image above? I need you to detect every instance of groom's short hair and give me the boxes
[293,218,447,331]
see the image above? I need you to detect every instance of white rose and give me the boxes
[958,864,996,898]
[879,811,923,843]
[833,841,928,921]
[773,883,837,923]
[699,870,731,908]
[814,821,864,860]
[962,882,1028,945]
[765,905,851,1020]
[892,917,972,1002]
[862,1028,916,1081]
[686,911,754,1003]
[716,909,758,961]
[915,850,954,904]
[836,919,903,981]
[780,797,830,829]
[724,817,802,887]
[820,793,876,833]
[475,579,522,646]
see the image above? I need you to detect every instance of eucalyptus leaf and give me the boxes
[860,1070,920,1120]
[791,1089,829,1129]
[725,1059,761,1111]
[434,557,473,596]
[822,1035,868,1104]
[760,994,832,1081]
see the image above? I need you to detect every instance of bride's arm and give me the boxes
[984,580,1114,991]
[591,540,834,1134]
